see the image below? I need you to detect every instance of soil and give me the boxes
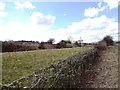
[81,46,118,88]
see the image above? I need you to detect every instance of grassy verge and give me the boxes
[2,47,92,84]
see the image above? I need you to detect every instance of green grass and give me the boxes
[2,47,92,84]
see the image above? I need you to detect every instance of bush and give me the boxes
[95,41,107,50]
[2,41,17,52]
[102,35,114,46]
[2,41,39,52]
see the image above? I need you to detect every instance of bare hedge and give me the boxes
[2,41,39,52]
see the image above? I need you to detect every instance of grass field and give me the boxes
[2,47,92,84]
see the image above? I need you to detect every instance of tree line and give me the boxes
[1,35,114,52]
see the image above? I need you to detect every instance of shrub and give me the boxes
[2,41,16,52]
[95,41,107,50]
[2,41,39,52]
[102,35,114,46]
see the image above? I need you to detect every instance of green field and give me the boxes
[2,47,92,84]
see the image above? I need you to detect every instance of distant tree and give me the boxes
[102,35,114,46]
[47,38,55,44]
[59,40,66,48]
[67,36,73,43]
[74,41,79,46]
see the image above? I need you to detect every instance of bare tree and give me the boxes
[67,36,73,43]
[47,38,55,44]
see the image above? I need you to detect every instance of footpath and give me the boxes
[82,46,118,88]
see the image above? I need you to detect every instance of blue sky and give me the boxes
[0,0,119,43]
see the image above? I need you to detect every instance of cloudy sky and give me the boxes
[0,0,119,43]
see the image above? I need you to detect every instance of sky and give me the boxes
[0,0,119,43]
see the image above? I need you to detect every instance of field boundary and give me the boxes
[2,47,102,89]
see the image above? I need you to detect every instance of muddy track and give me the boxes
[80,46,118,88]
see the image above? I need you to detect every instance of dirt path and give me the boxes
[82,46,118,88]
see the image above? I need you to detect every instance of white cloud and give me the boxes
[0,1,118,43]
[98,3,102,8]
[84,7,99,17]
[30,12,56,26]
[15,1,36,10]
[65,15,115,34]
[46,15,118,43]
[0,2,7,24]
[0,22,50,41]
[103,0,119,9]
[0,11,7,18]
[84,2,106,18]
[0,12,56,42]
[0,1,7,18]
[0,1,5,11]
[84,0,119,18]
[0,13,118,43]
[55,15,118,43]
